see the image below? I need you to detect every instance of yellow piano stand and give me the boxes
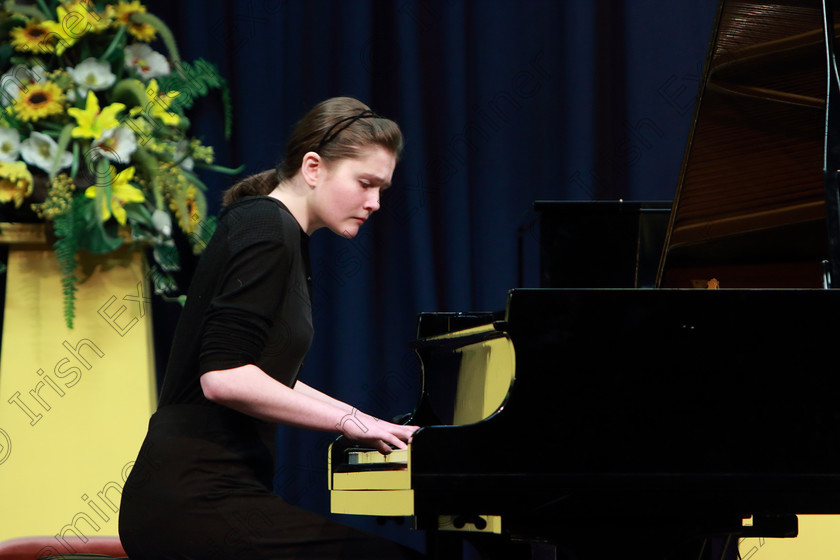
[739,516,840,559]
[0,224,156,543]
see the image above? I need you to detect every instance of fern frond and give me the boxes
[52,204,79,329]
[160,59,234,138]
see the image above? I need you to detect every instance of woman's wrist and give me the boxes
[335,407,376,437]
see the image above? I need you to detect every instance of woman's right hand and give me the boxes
[336,408,419,454]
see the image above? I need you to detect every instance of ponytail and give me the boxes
[221,169,277,207]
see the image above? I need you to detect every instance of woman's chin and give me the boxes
[335,223,361,239]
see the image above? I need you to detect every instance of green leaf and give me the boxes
[153,242,180,272]
[180,168,208,192]
[78,224,124,254]
[34,0,51,19]
[112,77,148,109]
[150,271,180,297]
[123,203,153,227]
[50,124,75,180]
[4,2,48,19]
[0,43,14,71]
[70,141,81,178]
[74,197,123,254]
[99,24,127,63]
[160,293,187,306]
[193,162,246,175]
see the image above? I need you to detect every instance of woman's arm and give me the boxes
[294,380,410,440]
[293,380,356,413]
[200,365,417,453]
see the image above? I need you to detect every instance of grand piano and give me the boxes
[328,1,840,558]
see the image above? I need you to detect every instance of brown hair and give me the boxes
[222,97,403,206]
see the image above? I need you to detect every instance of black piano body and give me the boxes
[414,287,840,514]
[330,289,840,547]
[330,0,840,556]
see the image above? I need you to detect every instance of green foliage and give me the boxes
[159,59,234,138]
[51,202,80,330]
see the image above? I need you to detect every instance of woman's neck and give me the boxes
[268,177,316,234]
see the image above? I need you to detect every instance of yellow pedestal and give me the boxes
[0,224,156,543]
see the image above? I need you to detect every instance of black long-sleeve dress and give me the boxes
[119,196,420,560]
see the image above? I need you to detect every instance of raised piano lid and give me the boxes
[657,0,835,288]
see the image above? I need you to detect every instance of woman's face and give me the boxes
[310,144,396,237]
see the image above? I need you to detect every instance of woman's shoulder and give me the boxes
[220,196,301,244]
[221,196,296,226]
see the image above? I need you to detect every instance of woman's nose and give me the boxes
[365,189,381,212]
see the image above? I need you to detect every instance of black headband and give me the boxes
[314,110,380,153]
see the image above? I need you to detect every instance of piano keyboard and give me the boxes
[348,448,408,465]
[330,443,414,515]
[328,320,514,531]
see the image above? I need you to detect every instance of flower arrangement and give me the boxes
[0,0,238,327]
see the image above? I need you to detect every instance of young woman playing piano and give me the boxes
[119,97,422,560]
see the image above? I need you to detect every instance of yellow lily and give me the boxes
[64,0,114,31]
[84,165,145,225]
[67,91,125,139]
[41,2,110,55]
[129,79,180,126]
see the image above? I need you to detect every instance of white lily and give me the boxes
[66,57,117,93]
[20,131,73,173]
[0,128,21,162]
[152,209,172,237]
[90,126,138,164]
[124,43,171,80]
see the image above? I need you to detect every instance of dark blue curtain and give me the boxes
[144,0,719,550]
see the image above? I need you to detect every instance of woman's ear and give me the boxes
[300,151,322,188]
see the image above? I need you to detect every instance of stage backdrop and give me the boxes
[142,0,718,549]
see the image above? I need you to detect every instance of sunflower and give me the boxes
[182,184,200,232]
[11,81,66,122]
[0,161,34,207]
[9,20,56,54]
[161,164,202,233]
[112,1,156,42]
